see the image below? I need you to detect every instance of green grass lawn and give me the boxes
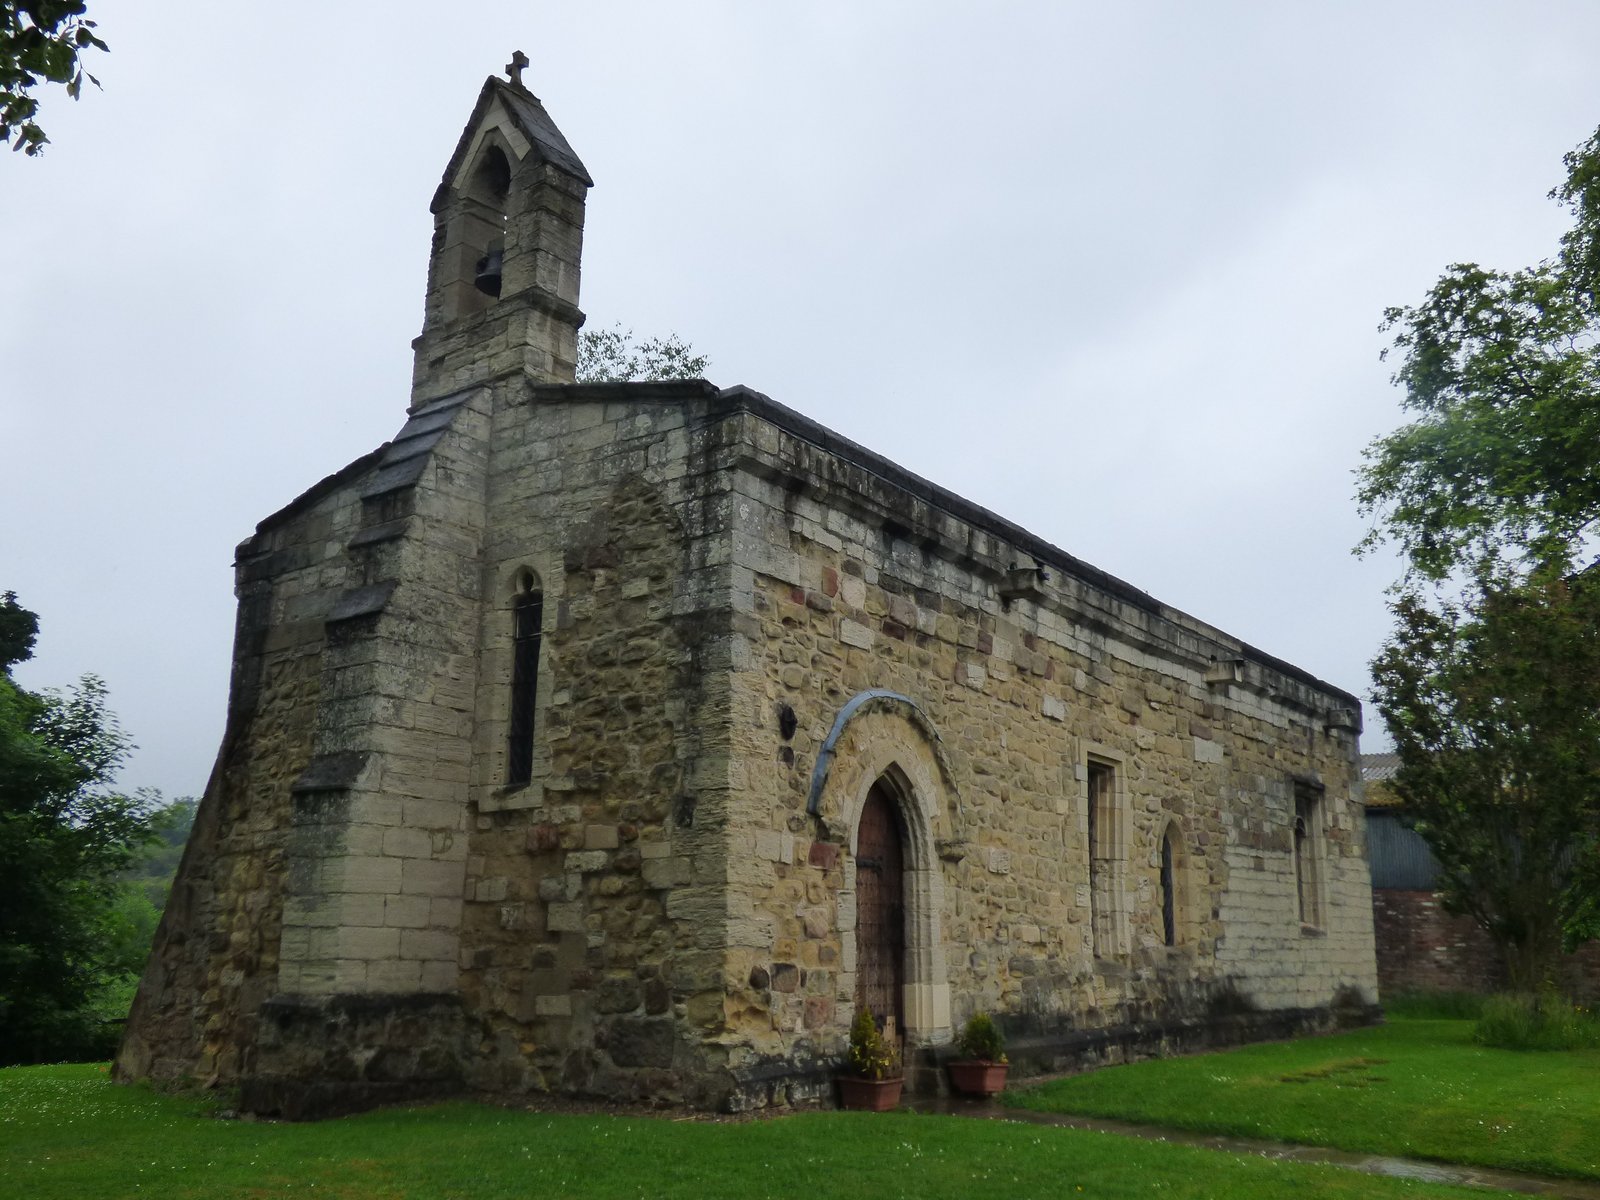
[0,1063,1508,1200]
[1009,1017,1600,1182]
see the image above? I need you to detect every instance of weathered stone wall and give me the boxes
[119,76,601,1112]
[115,455,376,1086]
[118,377,1381,1114]
[445,384,749,1108]
[117,72,1382,1114]
[707,395,1376,1101]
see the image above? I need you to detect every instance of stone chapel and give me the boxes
[115,66,1379,1116]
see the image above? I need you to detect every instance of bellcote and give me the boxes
[412,56,592,405]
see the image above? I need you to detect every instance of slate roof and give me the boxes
[431,77,593,214]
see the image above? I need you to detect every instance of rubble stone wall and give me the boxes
[450,384,748,1108]
[711,400,1377,1102]
[115,462,375,1086]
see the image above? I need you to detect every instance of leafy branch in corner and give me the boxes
[1,1,107,156]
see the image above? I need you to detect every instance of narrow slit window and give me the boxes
[1160,826,1177,947]
[508,575,543,786]
[1294,784,1324,929]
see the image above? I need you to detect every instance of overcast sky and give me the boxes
[4,2,1599,800]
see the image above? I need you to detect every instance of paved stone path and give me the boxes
[906,1096,1600,1199]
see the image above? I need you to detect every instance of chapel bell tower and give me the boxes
[412,52,592,406]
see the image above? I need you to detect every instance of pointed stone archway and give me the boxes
[812,696,956,1045]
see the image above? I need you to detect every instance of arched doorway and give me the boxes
[854,779,906,1031]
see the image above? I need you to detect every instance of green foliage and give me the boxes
[576,324,709,384]
[0,1063,1508,1200]
[0,591,162,1064]
[1370,574,1600,991]
[1010,1018,1600,1181]
[1360,126,1600,993]
[1474,991,1600,1051]
[955,1011,1007,1063]
[846,1007,900,1080]
[0,2,107,156]
[1357,124,1600,585]
[122,795,194,907]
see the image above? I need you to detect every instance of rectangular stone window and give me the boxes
[1293,782,1325,931]
[1085,756,1128,958]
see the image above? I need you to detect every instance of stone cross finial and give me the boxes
[506,50,529,87]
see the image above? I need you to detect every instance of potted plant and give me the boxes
[837,1007,903,1110]
[947,1011,1009,1096]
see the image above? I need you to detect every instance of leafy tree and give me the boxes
[1360,126,1600,990]
[0,591,159,1063]
[577,325,708,383]
[1,2,107,155]
[1371,575,1600,991]
[1357,126,1600,585]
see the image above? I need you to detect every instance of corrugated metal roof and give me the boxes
[1361,752,1401,782]
[1367,810,1442,889]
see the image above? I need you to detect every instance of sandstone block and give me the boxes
[807,841,839,870]
[839,620,873,650]
[335,925,400,960]
[326,855,403,894]
[584,824,621,850]
[400,928,457,961]
[535,994,573,1017]
[547,902,585,932]
[366,959,424,991]
[383,826,436,859]
[384,894,432,928]
[643,857,692,889]
[401,857,465,897]
[419,960,458,993]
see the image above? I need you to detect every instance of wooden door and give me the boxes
[854,780,905,1031]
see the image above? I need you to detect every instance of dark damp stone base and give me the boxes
[241,992,470,1120]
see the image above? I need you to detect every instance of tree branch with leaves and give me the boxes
[1,1,106,156]
[577,325,708,384]
[1358,125,1600,991]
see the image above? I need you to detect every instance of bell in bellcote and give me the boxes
[473,241,504,297]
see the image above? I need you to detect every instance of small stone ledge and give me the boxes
[290,751,371,794]
[327,581,397,624]
[348,518,412,548]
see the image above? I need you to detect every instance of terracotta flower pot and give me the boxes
[837,1075,904,1111]
[947,1060,1009,1097]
